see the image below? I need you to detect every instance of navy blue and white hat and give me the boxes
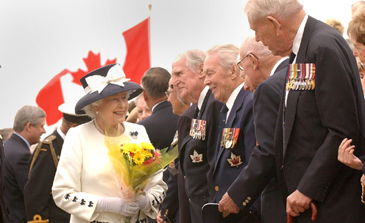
[75,63,142,114]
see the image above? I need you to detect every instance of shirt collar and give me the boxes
[225,82,245,120]
[57,127,66,140]
[270,57,289,76]
[151,100,166,112]
[13,132,30,148]
[197,86,209,111]
[292,13,308,63]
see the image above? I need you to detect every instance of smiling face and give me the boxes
[94,91,129,128]
[203,53,234,103]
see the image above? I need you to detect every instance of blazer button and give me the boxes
[243,202,247,206]
[215,186,219,192]
[184,176,186,180]
[189,198,191,203]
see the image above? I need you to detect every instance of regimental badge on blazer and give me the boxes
[190,150,203,163]
[189,119,206,140]
[221,128,240,149]
[286,63,316,91]
[227,152,243,167]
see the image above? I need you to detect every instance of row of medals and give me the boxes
[221,128,240,149]
[286,79,315,91]
[189,119,206,140]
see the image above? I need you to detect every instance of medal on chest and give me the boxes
[189,119,206,140]
[221,128,240,149]
[286,63,316,91]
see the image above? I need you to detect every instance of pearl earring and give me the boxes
[96,111,99,115]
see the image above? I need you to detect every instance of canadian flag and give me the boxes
[36,17,150,127]
[122,17,150,84]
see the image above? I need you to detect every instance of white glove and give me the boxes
[136,194,150,211]
[95,197,139,216]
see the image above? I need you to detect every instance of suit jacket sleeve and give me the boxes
[228,80,281,210]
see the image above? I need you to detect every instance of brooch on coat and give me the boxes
[286,63,315,91]
[227,152,243,167]
[190,150,203,163]
[130,131,138,139]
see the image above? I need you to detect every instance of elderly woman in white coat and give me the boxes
[52,63,167,223]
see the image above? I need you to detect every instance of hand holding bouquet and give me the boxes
[104,133,178,221]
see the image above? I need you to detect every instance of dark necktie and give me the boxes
[194,107,200,119]
[217,105,229,151]
[289,52,296,64]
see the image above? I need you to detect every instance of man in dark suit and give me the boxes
[219,0,365,222]
[168,49,223,223]
[203,44,258,222]
[24,102,91,223]
[138,67,180,223]
[138,67,180,151]
[4,105,47,222]
[157,79,191,223]
[238,36,288,223]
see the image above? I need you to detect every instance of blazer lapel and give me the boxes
[283,16,316,156]
[213,88,247,175]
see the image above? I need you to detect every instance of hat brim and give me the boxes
[75,82,142,114]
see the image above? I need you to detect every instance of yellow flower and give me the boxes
[140,142,155,151]
[121,142,140,155]
[133,149,153,165]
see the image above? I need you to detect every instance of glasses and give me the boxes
[237,52,259,71]
[165,90,173,98]
[165,84,174,98]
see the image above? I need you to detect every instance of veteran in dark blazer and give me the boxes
[203,44,258,223]
[24,103,90,223]
[158,79,191,223]
[220,1,365,222]
[4,106,46,223]
[171,49,223,223]
[233,35,288,223]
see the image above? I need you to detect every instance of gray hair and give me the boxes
[13,105,46,132]
[141,67,171,99]
[244,0,303,23]
[174,49,206,73]
[82,99,103,119]
[240,35,272,60]
[206,44,239,70]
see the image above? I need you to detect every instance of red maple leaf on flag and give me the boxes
[36,51,117,126]
[70,51,117,86]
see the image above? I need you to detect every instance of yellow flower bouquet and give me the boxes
[104,133,178,208]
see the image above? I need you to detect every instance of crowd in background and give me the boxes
[1,0,365,222]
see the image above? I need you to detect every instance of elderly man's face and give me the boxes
[238,53,261,92]
[250,18,292,57]
[171,56,199,104]
[204,53,233,103]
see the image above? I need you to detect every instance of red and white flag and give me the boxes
[36,17,150,127]
[122,17,151,84]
